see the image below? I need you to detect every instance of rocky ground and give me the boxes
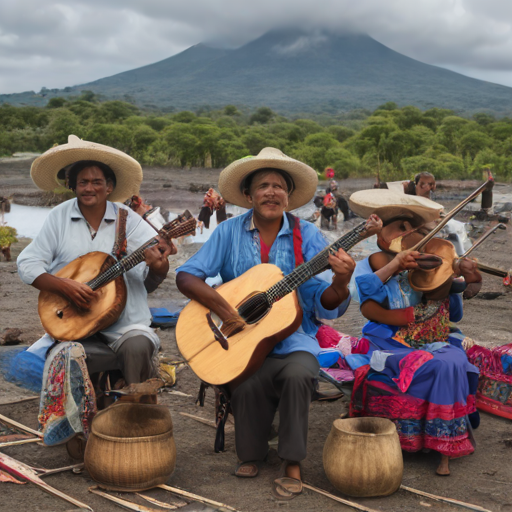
[1,157,512,512]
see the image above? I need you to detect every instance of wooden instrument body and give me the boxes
[176,264,302,386]
[38,252,126,341]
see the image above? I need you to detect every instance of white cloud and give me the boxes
[2,0,512,93]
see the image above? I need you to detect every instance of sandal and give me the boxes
[271,460,303,500]
[272,477,303,500]
[234,461,259,478]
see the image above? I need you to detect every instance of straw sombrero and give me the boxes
[218,147,318,211]
[349,189,443,225]
[30,135,143,203]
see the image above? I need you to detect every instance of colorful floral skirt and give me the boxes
[38,342,96,445]
[350,343,479,458]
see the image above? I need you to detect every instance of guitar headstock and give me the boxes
[159,210,197,241]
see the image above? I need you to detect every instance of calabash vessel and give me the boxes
[85,403,176,491]
[323,417,403,497]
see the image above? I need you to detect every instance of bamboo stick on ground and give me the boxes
[0,437,41,448]
[303,483,382,512]
[136,493,179,509]
[0,452,92,511]
[32,462,84,477]
[179,411,216,428]
[0,413,43,438]
[400,485,493,512]
[89,486,161,511]
[0,396,39,406]
[179,412,234,432]
[159,483,240,511]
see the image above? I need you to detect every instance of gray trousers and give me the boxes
[230,351,319,463]
[78,334,155,384]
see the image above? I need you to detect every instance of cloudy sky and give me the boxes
[2,0,512,94]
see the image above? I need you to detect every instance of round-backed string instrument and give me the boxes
[372,176,510,292]
[405,176,510,291]
[38,210,196,341]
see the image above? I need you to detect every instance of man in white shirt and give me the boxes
[18,136,172,386]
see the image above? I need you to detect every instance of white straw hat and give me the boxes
[218,147,318,211]
[30,135,143,203]
[349,189,443,224]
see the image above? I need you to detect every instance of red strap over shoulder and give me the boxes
[289,214,304,267]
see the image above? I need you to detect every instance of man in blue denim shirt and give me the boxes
[176,148,354,497]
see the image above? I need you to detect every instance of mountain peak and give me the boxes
[2,28,512,113]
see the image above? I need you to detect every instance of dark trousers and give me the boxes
[77,334,156,384]
[230,351,319,463]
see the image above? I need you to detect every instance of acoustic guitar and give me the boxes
[176,220,375,386]
[39,210,196,342]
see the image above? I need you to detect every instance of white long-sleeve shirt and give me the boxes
[17,198,160,351]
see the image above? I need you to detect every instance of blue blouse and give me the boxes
[177,210,350,357]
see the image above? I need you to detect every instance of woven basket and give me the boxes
[323,417,403,497]
[84,402,176,491]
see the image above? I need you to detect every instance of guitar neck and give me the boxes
[86,239,157,290]
[85,212,196,291]
[266,222,368,304]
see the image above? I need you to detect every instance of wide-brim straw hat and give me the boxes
[408,238,455,292]
[30,135,143,203]
[218,147,318,211]
[349,189,443,225]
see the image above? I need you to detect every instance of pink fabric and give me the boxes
[317,325,341,348]
[325,368,355,382]
[392,350,434,393]
[352,337,370,354]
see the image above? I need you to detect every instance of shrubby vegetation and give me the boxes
[1,93,510,181]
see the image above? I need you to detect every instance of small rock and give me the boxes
[483,469,497,476]
[503,438,512,448]
[419,502,432,507]
[0,328,23,345]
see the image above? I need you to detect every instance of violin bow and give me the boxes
[411,173,494,252]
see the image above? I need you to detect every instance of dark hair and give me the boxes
[241,168,295,196]
[403,180,416,195]
[414,172,435,185]
[67,160,117,190]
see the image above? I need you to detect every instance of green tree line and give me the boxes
[1,94,511,181]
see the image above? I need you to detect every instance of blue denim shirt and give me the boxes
[177,210,350,357]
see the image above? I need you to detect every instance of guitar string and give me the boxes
[86,218,196,290]
[265,223,366,303]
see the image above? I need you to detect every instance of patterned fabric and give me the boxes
[112,207,128,260]
[392,350,434,392]
[38,343,96,446]
[351,365,476,458]
[468,344,512,419]
[393,299,450,348]
[348,257,478,459]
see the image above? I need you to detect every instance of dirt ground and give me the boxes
[1,158,512,512]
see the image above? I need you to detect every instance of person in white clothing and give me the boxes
[18,136,173,389]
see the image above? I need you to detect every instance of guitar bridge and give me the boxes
[206,313,229,350]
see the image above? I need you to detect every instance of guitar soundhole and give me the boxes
[237,292,271,324]
[56,310,63,319]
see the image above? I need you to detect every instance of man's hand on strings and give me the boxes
[144,238,173,274]
[56,278,96,310]
[328,248,356,288]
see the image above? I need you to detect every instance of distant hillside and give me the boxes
[3,29,512,114]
